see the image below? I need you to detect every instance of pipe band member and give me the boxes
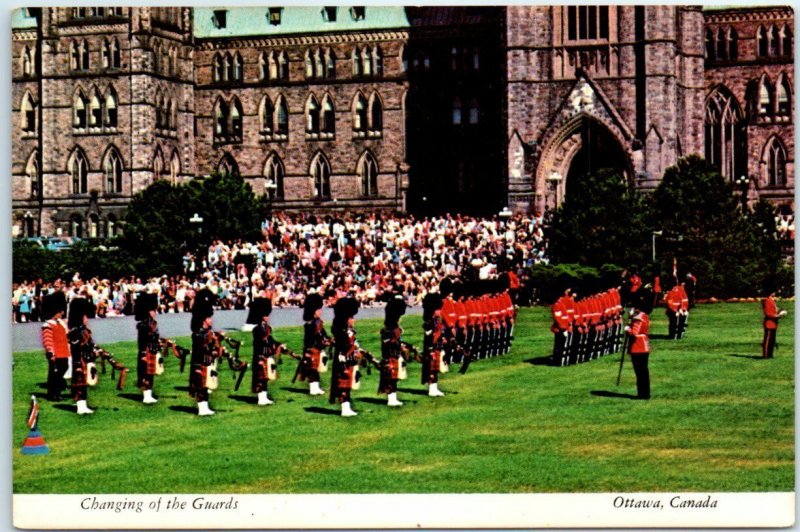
[67,297,97,415]
[301,292,329,396]
[190,289,218,416]
[329,297,360,417]
[135,293,163,405]
[379,295,408,407]
[249,297,279,405]
[422,292,446,397]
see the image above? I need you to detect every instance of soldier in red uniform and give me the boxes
[551,289,573,366]
[676,283,689,339]
[40,291,69,401]
[762,279,788,359]
[626,291,653,400]
[664,283,682,339]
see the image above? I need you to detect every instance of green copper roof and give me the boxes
[194,7,410,39]
[11,8,38,30]
[702,4,792,11]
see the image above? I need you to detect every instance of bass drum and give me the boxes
[397,357,408,380]
[205,362,219,390]
[439,350,449,374]
[266,356,278,381]
[86,362,99,386]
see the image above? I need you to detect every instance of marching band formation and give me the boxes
[39,282,517,417]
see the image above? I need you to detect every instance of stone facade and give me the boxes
[11,6,795,237]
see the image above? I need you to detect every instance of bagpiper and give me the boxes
[421,293,446,397]
[189,289,218,416]
[248,297,279,406]
[378,296,408,407]
[299,292,329,396]
[135,293,163,405]
[67,297,97,415]
[329,297,361,417]
[40,291,69,401]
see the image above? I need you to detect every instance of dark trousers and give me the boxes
[631,354,650,399]
[676,313,688,339]
[47,358,69,399]
[553,331,568,366]
[667,311,678,339]
[762,328,776,359]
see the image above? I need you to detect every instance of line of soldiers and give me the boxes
[41,284,515,418]
[550,288,624,366]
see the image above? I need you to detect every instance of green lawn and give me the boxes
[12,302,794,493]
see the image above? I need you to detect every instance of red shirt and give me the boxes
[42,319,70,359]
[763,297,781,330]
[665,286,682,312]
[627,312,650,354]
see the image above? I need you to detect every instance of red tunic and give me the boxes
[42,319,70,359]
[627,312,650,354]
[763,296,781,330]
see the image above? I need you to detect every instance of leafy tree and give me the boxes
[652,156,785,297]
[187,172,264,244]
[546,169,653,269]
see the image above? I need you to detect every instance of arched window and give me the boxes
[153,148,164,181]
[218,154,239,177]
[275,95,289,136]
[106,215,117,238]
[729,28,738,60]
[112,39,121,68]
[363,47,372,76]
[264,154,285,199]
[169,47,178,76]
[352,48,362,77]
[155,90,164,129]
[705,29,716,61]
[765,138,787,187]
[225,52,234,81]
[81,40,89,70]
[261,52,271,80]
[26,152,40,198]
[70,150,89,194]
[322,95,335,135]
[358,152,378,197]
[102,39,111,68]
[88,214,99,239]
[22,46,32,76]
[73,89,87,129]
[104,148,123,193]
[305,50,315,78]
[770,25,780,57]
[777,75,791,116]
[782,25,793,57]
[353,93,367,132]
[311,153,331,198]
[70,214,83,238]
[315,49,325,78]
[704,88,746,180]
[213,53,224,82]
[452,96,462,125]
[104,86,117,127]
[168,98,176,130]
[468,97,479,124]
[326,49,336,79]
[231,98,243,137]
[21,92,36,133]
[759,77,773,116]
[71,41,81,70]
[260,95,274,133]
[758,26,768,57]
[717,28,728,61]
[170,151,180,183]
[214,98,229,137]
[233,53,243,81]
[369,93,383,133]
[153,41,162,74]
[373,46,383,78]
[306,94,320,134]
[278,51,289,80]
[89,89,102,127]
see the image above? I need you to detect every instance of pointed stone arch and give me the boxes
[102,144,124,193]
[309,151,331,199]
[263,152,285,199]
[218,152,239,177]
[357,150,379,197]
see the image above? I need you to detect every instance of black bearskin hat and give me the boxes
[762,275,778,296]
[191,290,216,332]
[67,297,94,329]
[41,291,67,320]
[635,289,654,315]
[384,296,407,327]
[134,293,159,322]
[247,297,273,325]
[422,293,443,321]
[303,292,324,322]
[332,297,359,334]
[439,277,454,298]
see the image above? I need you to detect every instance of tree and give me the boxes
[546,169,653,269]
[187,172,264,244]
[652,156,784,297]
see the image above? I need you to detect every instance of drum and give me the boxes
[266,356,278,381]
[205,362,219,390]
[439,350,449,374]
[86,362,98,386]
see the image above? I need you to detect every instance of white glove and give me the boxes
[779,310,788,317]
[563,331,569,337]
[338,355,346,363]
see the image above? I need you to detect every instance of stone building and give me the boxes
[11,6,795,237]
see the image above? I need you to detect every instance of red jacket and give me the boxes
[551,296,572,333]
[627,312,650,354]
[665,286,682,313]
[763,296,781,330]
[42,319,70,359]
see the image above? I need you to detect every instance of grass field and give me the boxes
[12,302,794,494]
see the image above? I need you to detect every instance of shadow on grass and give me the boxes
[168,405,198,415]
[35,382,48,390]
[52,404,76,413]
[304,406,340,416]
[174,386,191,393]
[280,386,311,395]
[118,393,142,402]
[650,334,675,340]
[397,387,429,396]
[228,394,257,405]
[727,354,764,360]
[590,390,638,400]
[358,397,388,405]
[524,356,559,366]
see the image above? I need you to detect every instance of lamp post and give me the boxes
[734,175,750,212]
[546,171,563,211]
[651,230,663,263]
[189,213,204,272]
[498,206,512,229]
[265,179,278,218]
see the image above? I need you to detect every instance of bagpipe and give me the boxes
[290,339,332,384]
[350,348,380,390]
[161,339,191,373]
[93,347,128,390]
[212,332,249,392]
[450,343,475,375]
[399,341,421,363]
[251,343,299,390]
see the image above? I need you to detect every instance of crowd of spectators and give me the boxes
[12,212,548,322]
